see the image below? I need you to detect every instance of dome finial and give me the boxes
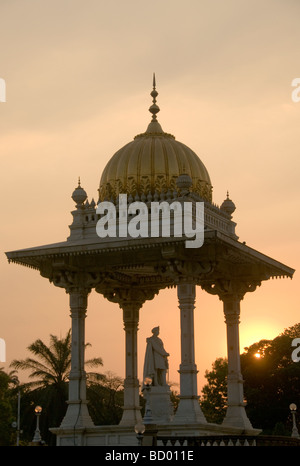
[149,72,160,122]
[72,177,87,207]
[220,191,236,217]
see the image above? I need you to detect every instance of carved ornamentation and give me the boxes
[158,259,215,284]
[139,176,151,195]
[41,266,106,294]
[99,174,212,203]
[100,286,159,310]
[201,278,261,301]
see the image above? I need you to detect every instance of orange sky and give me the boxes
[0,0,299,392]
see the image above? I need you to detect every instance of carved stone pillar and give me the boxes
[221,293,252,429]
[101,287,159,427]
[60,287,94,429]
[202,279,259,429]
[120,301,142,426]
[174,283,206,423]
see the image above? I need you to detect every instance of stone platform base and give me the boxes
[51,422,261,446]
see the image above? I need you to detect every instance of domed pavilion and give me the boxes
[99,76,212,205]
[6,77,294,446]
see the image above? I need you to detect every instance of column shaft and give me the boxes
[174,283,206,423]
[222,295,252,429]
[60,288,94,429]
[119,304,142,426]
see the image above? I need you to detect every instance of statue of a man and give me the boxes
[143,326,169,386]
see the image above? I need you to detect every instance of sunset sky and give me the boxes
[1,0,299,392]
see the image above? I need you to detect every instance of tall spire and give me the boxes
[149,72,160,122]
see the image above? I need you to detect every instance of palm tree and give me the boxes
[0,368,19,445]
[10,330,104,445]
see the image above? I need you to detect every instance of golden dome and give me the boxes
[98,77,212,203]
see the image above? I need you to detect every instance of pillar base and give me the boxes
[119,406,142,427]
[222,404,253,430]
[174,396,207,424]
[60,400,94,429]
[119,376,142,427]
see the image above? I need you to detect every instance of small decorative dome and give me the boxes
[72,178,87,206]
[220,191,236,217]
[98,75,212,203]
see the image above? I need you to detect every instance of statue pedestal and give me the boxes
[144,385,174,424]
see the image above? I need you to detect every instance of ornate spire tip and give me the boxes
[153,72,156,89]
[149,72,160,122]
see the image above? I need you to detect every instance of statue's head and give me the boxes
[152,326,159,336]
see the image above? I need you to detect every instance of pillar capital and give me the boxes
[177,282,196,301]
[68,287,90,311]
[102,286,159,312]
[201,278,261,302]
[41,264,105,293]
[222,295,241,325]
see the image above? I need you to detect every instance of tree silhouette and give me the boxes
[200,323,300,434]
[0,368,17,445]
[200,357,227,424]
[10,330,104,444]
[241,323,300,433]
